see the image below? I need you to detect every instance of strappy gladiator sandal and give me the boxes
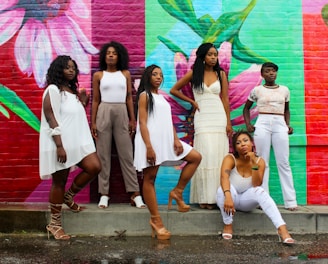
[46,203,70,240]
[64,185,82,213]
[168,188,190,212]
[149,215,171,240]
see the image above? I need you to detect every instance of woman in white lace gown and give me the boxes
[170,43,233,209]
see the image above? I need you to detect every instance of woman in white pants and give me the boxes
[216,130,294,244]
[243,62,297,210]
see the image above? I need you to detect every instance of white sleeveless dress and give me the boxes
[39,84,96,179]
[134,92,192,171]
[190,80,229,204]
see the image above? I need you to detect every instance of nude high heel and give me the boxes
[149,215,171,240]
[46,203,70,240]
[168,189,190,212]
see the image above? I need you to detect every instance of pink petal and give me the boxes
[15,20,35,75]
[65,15,98,55]
[48,16,91,74]
[231,108,258,126]
[69,0,89,19]
[174,52,193,99]
[0,9,24,45]
[159,90,189,115]
[229,64,262,111]
[187,49,197,69]
[0,0,18,10]
[30,20,53,87]
[174,52,188,80]
[219,42,232,76]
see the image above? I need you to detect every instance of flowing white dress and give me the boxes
[190,80,229,204]
[134,92,192,172]
[39,84,96,179]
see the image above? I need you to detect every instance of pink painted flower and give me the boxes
[0,0,98,87]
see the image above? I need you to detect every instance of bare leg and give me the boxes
[64,153,101,212]
[47,169,70,240]
[277,224,294,243]
[143,165,170,240]
[168,149,202,212]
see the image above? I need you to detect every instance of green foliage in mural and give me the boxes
[158,0,268,63]
[0,84,40,132]
[322,4,328,27]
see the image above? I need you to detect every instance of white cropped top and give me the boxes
[100,71,127,103]
[248,85,290,114]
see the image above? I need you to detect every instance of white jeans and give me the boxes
[216,185,286,229]
[254,114,297,208]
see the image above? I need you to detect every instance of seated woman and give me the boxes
[216,130,295,244]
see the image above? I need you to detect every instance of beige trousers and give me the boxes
[96,102,140,195]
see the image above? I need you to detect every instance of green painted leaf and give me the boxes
[157,35,189,58]
[158,0,204,37]
[0,104,9,118]
[204,0,257,45]
[232,36,268,64]
[0,84,40,132]
[321,4,328,27]
[197,14,215,36]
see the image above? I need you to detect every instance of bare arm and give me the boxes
[43,91,66,163]
[91,71,102,139]
[123,70,136,133]
[243,99,255,132]
[220,155,235,215]
[138,93,156,165]
[284,102,293,134]
[220,71,233,136]
[243,152,265,187]
[170,70,199,111]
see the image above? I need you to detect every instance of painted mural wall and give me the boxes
[0,0,327,205]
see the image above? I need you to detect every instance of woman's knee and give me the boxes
[186,149,202,164]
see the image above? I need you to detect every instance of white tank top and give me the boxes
[100,71,127,103]
[229,154,261,193]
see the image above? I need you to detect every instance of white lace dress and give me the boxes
[190,80,229,204]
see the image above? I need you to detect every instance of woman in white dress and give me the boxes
[134,64,202,240]
[39,55,101,240]
[170,43,233,209]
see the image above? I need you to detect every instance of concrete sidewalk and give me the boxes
[0,203,327,237]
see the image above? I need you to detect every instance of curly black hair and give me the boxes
[135,64,163,118]
[98,41,129,71]
[192,43,223,92]
[46,55,79,94]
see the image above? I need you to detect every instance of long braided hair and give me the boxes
[135,64,163,118]
[192,43,223,93]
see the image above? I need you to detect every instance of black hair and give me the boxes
[261,62,279,73]
[46,55,79,94]
[231,130,254,158]
[192,42,223,92]
[98,41,129,71]
[135,64,162,118]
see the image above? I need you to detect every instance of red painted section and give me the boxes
[0,38,42,202]
[303,13,328,204]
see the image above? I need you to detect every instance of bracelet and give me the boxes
[251,166,259,170]
[223,190,230,194]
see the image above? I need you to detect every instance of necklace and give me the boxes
[263,84,279,89]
